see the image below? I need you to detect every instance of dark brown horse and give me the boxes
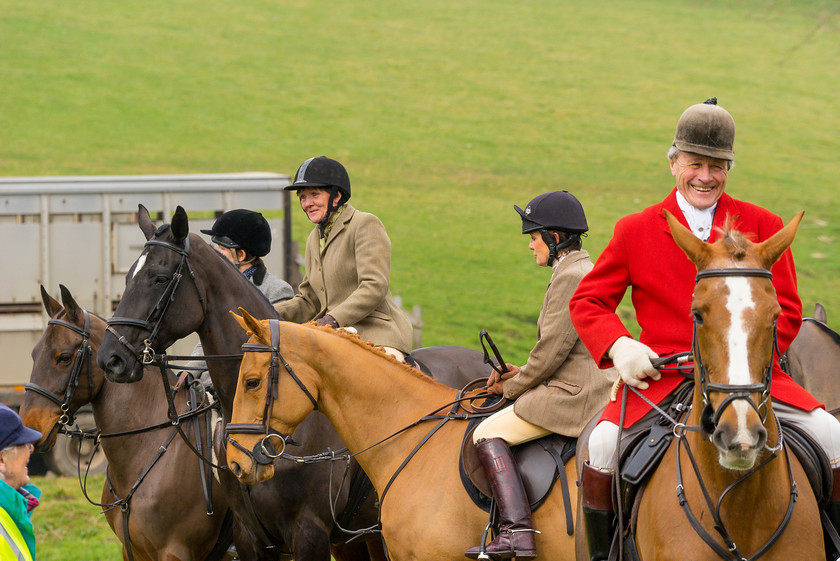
[96,205,486,561]
[632,211,822,560]
[20,285,231,561]
[787,303,840,419]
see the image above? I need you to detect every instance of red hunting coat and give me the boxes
[569,189,821,427]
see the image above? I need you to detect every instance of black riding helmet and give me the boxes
[514,191,588,264]
[200,209,272,257]
[285,156,351,237]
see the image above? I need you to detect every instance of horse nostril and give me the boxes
[105,355,125,375]
[755,426,768,449]
[230,461,242,477]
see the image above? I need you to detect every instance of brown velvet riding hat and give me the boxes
[672,97,735,161]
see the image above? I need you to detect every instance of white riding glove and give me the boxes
[608,337,660,392]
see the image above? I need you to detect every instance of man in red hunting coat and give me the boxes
[569,98,840,561]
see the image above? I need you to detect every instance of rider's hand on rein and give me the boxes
[608,337,660,397]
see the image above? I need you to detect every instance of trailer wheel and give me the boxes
[44,411,108,477]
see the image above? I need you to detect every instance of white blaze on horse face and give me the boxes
[725,277,758,447]
[132,250,149,278]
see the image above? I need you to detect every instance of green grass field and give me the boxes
[5,0,840,557]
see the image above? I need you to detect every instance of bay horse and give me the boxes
[20,285,231,561]
[631,210,823,560]
[224,310,578,561]
[96,205,487,561]
[787,303,840,420]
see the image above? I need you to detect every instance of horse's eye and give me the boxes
[245,378,261,391]
[693,311,704,326]
[154,275,169,285]
[57,353,73,365]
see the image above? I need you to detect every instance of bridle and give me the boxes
[106,230,207,365]
[692,267,776,437]
[225,318,318,466]
[25,309,96,427]
[674,266,797,561]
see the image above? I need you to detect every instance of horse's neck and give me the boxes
[194,249,276,413]
[310,332,458,483]
[91,360,175,475]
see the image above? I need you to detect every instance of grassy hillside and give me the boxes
[5,0,839,557]
[4,0,839,364]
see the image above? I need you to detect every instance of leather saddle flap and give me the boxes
[460,425,575,510]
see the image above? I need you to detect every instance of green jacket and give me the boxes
[0,480,39,560]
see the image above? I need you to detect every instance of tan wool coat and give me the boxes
[274,205,413,353]
[503,250,616,437]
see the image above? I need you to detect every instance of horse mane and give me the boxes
[303,323,439,384]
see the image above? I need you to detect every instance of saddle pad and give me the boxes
[459,420,576,512]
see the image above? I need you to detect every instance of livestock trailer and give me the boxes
[0,172,296,474]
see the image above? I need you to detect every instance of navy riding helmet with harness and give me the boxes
[285,156,352,239]
[514,190,588,264]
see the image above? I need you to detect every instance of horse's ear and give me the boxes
[814,303,827,324]
[59,285,82,324]
[40,285,62,317]
[756,211,804,270]
[241,308,271,345]
[138,204,156,241]
[230,310,252,336]
[665,209,712,268]
[171,206,189,243]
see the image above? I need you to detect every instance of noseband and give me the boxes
[106,231,207,364]
[693,268,776,436]
[25,309,95,427]
[225,319,318,466]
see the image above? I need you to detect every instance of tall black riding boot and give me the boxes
[465,438,537,560]
[581,461,616,561]
[824,466,840,561]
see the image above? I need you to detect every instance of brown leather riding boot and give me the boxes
[465,438,537,560]
[581,461,616,561]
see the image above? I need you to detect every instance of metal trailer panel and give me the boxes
[0,173,292,388]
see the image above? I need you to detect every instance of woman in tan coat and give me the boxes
[276,156,413,357]
[465,191,614,560]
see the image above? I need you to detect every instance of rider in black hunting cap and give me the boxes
[201,209,293,303]
[464,191,614,560]
[277,156,413,357]
[186,209,295,390]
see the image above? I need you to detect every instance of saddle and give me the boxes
[586,383,835,561]
[459,418,576,528]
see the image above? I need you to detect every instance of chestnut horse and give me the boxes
[224,310,578,561]
[20,285,231,561]
[632,211,823,560]
[787,303,840,419]
[96,205,487,561]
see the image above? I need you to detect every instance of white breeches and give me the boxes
[588,402,840,469]
[472,405,551,446]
